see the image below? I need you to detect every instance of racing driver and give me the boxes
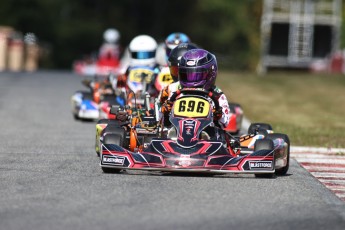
[159,48,230,139]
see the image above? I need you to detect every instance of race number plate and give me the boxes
[173,97,210,118]
[128,69,154,83]
[157,72,173,84]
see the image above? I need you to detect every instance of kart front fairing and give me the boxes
[100,93,275,174]
[100,140,274,173]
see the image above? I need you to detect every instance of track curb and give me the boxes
[291,146,345,154]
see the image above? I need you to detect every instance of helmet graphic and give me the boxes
[178,49,217,90]
[167,43,198,81]
[129,35,157,67]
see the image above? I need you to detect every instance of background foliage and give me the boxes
[1,0,345,70]
[0,0,261,69]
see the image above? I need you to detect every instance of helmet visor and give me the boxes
[179,68,208,84]
[131,51,155,59]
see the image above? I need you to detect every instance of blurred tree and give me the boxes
[189,0,262,69]
[0,0,301,71]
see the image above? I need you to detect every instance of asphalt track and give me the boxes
[0,71,345,230]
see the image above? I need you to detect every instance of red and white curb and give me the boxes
[291,146,345,202]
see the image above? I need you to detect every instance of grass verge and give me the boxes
[217,71,345,148]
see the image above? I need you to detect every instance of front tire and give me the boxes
[95,120,121,157]
[266,133,290,176]
[254,139,275,178]
[101,133,125,174]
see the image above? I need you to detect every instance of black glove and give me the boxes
[213,108,223,121]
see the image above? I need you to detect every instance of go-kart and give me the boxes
[73,54,120,77]
[97,88,290,177]
[71,90,99,120]
[71,77,125,121]
[115,66,160,108]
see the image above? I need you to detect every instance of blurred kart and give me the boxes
[97,88,290,177]
[73,54,120,76]
[116,66,159,108]
[224,102,244,134]
[71,76,125,121]
[71,90,99,120]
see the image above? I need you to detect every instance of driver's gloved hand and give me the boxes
[116,111,128,121]
[161,100,173,114]
[213,108,223,121]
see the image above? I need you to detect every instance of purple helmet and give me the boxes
[178,49,217,90]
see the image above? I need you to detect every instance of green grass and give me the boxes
[217,71,345,148]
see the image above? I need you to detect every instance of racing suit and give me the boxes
[157,81,231,129]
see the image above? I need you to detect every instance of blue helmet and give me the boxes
[165,32,190,58]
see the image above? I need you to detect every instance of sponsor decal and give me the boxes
[179,155,191,167]
[102,155,125,165]
[186,60,196,66]
[184,120,196,136]
[249,161,272,169]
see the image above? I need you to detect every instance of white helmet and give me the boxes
[129,35,157,67]
[103,28,120,43]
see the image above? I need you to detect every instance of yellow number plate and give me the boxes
[173,97,210,118]
[157,72,173,84]
[129,69,154,83]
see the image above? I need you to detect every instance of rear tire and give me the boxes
[254,139,275,178]
[266,133,290,176]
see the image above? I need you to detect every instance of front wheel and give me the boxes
[266,133,290,176]
[101,133,125,174]
[254,139,275,178]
